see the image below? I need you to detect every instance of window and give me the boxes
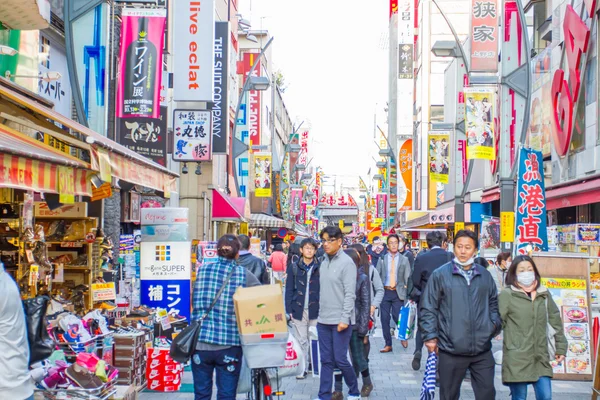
[40,36,51,69]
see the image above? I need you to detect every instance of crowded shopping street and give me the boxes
[3,0,600,399]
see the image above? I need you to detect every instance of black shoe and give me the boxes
[412,352,422,371]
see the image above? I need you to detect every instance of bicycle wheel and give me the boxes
[254,369,273,400]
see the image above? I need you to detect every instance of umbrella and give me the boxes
[420,351,437,400]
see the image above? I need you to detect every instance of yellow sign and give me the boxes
[454,222,465,234]
[465,87,496,160]
[57,166,75,204]
[92,183,113,202]
[97,148,112,183]
[339,219,345,229]
[500,211,515,242]
[91,282,117,301]
[428,132,451,184]
[254,154,272,198]
[239,222,248,235]
[541,278,586,290]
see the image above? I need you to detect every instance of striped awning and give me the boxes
[250,213,292,229]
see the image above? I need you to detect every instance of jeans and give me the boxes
[438,350,496,400]
[317,323,359,399]
[380,289,403,346]
[508,376,552,400]
[191,346,243,400]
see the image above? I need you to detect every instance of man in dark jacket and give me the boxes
[420,230,501,400]
[366,236,386,267]
[410,231,453,370]
[237,235,269,284]
[284,238,320,379]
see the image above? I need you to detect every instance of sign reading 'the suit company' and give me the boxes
[173,0,215,102]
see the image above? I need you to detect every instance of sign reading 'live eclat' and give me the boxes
[552,0,596,157]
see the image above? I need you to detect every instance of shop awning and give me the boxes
[249,213,293,229]
[292,223,311,237]
[0,81,177,194]
[212,189,250,222]
[546,177,600,210]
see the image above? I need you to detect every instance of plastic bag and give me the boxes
[278,331,305,378]
[397,300,417,341]
[237,358,252,394]
[23,295,54,366]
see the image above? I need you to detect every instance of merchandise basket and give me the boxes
[52,332,114,362]
[36,379,117,400]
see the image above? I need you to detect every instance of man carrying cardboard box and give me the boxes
[315,226,360,400]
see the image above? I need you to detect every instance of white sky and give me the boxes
[239,0,391,192]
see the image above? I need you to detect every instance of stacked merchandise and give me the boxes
[113,329,151,388]
[0,203,19,274]
[145,347,183,392]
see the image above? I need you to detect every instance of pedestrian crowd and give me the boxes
[0,227,565,400]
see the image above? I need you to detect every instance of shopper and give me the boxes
[366,236,386,267]
[376,234,411,352]
[237,234,269,284]
[191,235,260,400]
[268,243,288,282]
[490,252,512,293]
[410,231,453,371]
[0,262,34,400]
[499,255,567,400]
[285,238,320,380]
[333,248,373,399]
[420,230,501,400]
[316,226,359,400]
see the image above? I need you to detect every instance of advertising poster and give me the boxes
[242,52,261,146]
[398,139,413,210]
[428,132,450,184]
[290,188,302,216]
[376,193,387,219]
[173,109,212,162]
[576,225,600,245]
[465,87,496,160]
[528,48,554,158]
[481,216,501,251]
[117,106,168,166]
[254,154,272,198]
[515,148,548,254]
[470,0,499,72]
[389,155,398,225]
[116,8,166,119]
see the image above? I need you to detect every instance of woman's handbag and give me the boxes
[23,295,54,366]
[170,267,236,363]
[545,296,557,360]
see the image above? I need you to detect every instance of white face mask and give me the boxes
[454,256,475,267]
[517,271,536,287]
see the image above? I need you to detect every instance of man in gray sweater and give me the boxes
[316,226,359,400]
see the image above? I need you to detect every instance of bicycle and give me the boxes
[250,367,284,400]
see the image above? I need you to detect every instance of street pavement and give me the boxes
[139,329,593,400]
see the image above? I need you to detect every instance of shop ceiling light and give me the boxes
[0,45,17,56]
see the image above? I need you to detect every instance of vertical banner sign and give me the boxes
[298,130,309,165]
[116,8,166,119]
[272,171,281,214]
[399,139,413,210]
[390,0,398,18]
[57,166,75,204]
[243,53,262,146]
[428,132,451,184]
[398,44,414,79]
[173,0,215,102]
[528,48,554,158]
[515,148,548,254]
[212,22,229,154]
[376,193,388,219]
[500,211,515,243]
[254,154,272,198]
[465,87,496,160]
[389,156,398,226]
[173,109,212,161]
[457,139,467,183]
[470,0,499,72]
[117,106,168,166]
[290,188,302,216]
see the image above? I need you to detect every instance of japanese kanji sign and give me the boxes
[465,87,496,160]
[470,0,499,72]
[376,193,388,219]
[515,148,548,254]
[398,44,414,79]
[116,8,166,119]
[290,188,302,216]
[173,109,213,162]
[117,106,168,166]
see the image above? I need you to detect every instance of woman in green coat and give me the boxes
[499,255,567,400]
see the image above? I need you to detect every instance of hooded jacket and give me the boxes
[284,258,320,321]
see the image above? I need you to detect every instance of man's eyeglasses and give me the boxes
[320,238,339,244]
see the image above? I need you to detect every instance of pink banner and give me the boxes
[376,193,387,219]
[458,139,467,183]
[290,188,302,216]
[116,9,166,119]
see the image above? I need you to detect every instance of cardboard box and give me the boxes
[233,284,287,335]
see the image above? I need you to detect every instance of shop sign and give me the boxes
[140,241,191,319]
[457,140,467,183]
[38,38,72,118]
[389,155,397,225]
[500,211,515,242]
[91,282,117,301]
[172,109,212,162]
[212,22,229,154]
[92,183,112,202]
[551,0,596,157]
[173,0,215,102]
[428,131,450,184]
[141,207,189,225]
[576,225,600,245]
[465,87,496,160]
[470,0,499,72]
[455,222,465,234]
[34,202,88,218]
[515,148,548,254]
[57,166,75,204]
[399,44,414,79]
[272,170,281,214]
[254,154,272,197]
[117,106,168,166]
[398,139,413,211]
[376,193,387,219]
[290,188,302,216]
[298,131,309,166]
[390,0,398,18]
[242,53,261,146]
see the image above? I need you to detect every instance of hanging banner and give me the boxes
[290,188,302,216]
[470,0,499,72]
[528,48,554,158]
[254,154,272,198]
[398,139,413,210]
[428,131,450,184]
[172,109,212,162]
[116,8,166,119]
[57,166,75,204]
[299,130,309,166]
[376,193,387,219]
[212,21,229,154]
[480,215,501,252]
[173,0,215,102]
[389,155,398,226]
[465,87,496,160]
[117,106,168,166]
[242,53,262,146]
[457,139,467,183]
[515,148,548,254]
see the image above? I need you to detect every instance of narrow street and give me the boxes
[140,331,593,399]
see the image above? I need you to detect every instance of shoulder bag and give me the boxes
[23,295,54,366]
[170,266,236,363]
[545,296,557,360]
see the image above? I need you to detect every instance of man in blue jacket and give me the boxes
[285,238,320,379]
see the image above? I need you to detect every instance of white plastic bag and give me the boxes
[237,358,252,394]
[277,331,305,378]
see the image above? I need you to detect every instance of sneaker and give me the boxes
[65,363,103,390]
[296,371,307,380]
[331,392,344,400]
[361,383,374,397]
[412,352,422,371]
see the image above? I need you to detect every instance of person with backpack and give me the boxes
[237,235,269,284]
[284,238,320,379]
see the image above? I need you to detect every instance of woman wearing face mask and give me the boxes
[499,255,567,400]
